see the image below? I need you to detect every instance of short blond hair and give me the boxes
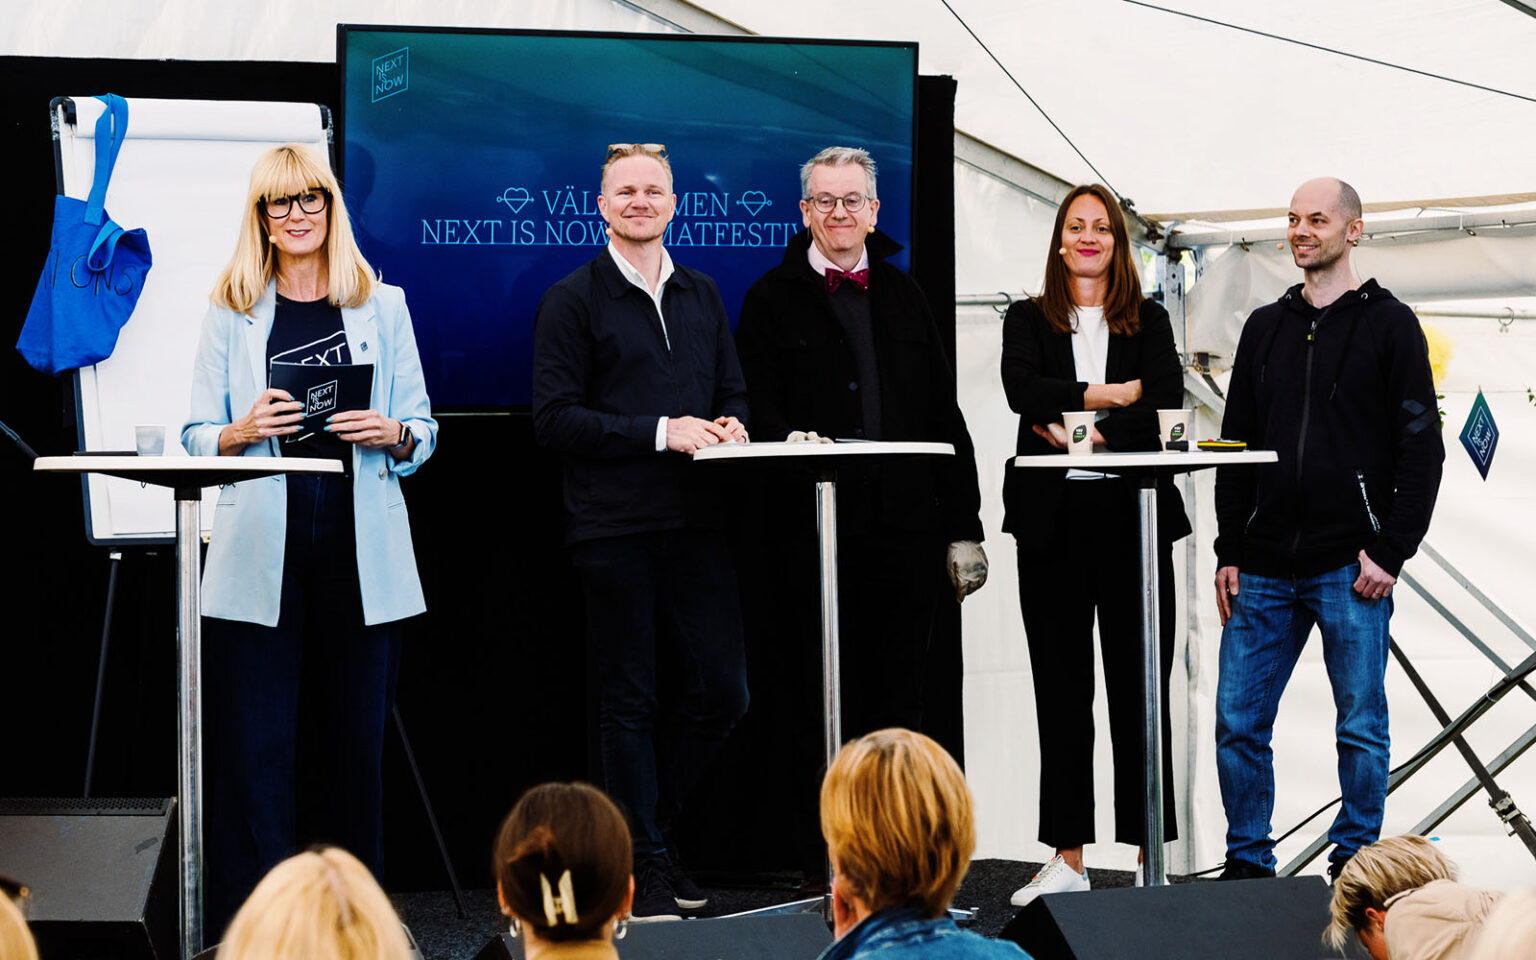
[820,728,975,918]
[1325,835,1456,950]
[0,893,39,960]
[216,847,411,960]
[212,143,378,314]
[1468,887,1534,960]
[600,143,673,193]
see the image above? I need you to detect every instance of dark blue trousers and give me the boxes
[570,528,749,860]
[203,474,402,934]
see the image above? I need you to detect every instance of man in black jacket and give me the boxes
[734,146,987,740]
[532,143,750,920]
[1212,177,1444,881]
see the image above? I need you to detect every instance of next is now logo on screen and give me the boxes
[371,48,408,102]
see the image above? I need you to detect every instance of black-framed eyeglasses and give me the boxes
[261,188,330,220]
[606,142,668,159]
[806,193,871,214]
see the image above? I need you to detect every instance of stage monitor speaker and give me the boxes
[474,912,832,960]
[0,798,177,960]
[1000,876,1346,960]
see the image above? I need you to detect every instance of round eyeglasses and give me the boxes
[806,193,871,214]
[262,189,330,220]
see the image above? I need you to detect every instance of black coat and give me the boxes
[734,229,983,542]
[531,250,749,544]
[1000,297,1191,549]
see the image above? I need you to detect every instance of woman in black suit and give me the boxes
[1000,183,1190,905]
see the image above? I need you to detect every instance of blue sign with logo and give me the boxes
[341,27,917,408]
[1458,389,1499,480]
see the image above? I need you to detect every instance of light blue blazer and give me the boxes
[182,281,438,627]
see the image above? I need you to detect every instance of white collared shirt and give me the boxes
[606,243,677,451]
[806,240,870,278]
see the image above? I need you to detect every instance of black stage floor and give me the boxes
[394,859,1190,959]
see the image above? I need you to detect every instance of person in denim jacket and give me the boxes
[817,729,1030,959]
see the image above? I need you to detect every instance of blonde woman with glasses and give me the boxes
[183,143,437,930]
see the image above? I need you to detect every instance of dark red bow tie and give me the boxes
[824,267,869,293]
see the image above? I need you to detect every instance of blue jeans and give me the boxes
[1215,562,1392,870]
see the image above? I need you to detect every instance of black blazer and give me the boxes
[999,297,1190,549]
[735,229,983,542]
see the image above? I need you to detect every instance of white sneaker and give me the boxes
[1009,855,1091,907]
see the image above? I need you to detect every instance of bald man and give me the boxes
[1211,178,1444,881]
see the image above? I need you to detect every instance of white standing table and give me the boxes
[693,440,954,916]
[1010,449,1276,886]
[33,455,343,960]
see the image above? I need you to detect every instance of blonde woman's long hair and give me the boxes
[212,143,377,314]
[216,847,411,960]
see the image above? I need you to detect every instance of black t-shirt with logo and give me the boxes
[267,293,354,469]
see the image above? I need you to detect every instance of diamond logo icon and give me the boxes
[738,191,772,216]
[496,186,534,214]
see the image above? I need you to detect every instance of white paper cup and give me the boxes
[1062,411,1096,454]
[134,424,165,456]
[1157,409,1193,450]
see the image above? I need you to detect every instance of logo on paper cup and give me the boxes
[1170,423,1185,441]
[1072,425,1088,443]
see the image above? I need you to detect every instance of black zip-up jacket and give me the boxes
[1214,279,1444,578]
[531,251,749,544]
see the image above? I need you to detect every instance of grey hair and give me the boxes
[801,146,877,200]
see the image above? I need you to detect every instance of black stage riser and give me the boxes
[473,913,832,960]
[0,798,177,960]
[1000,877,1355,960]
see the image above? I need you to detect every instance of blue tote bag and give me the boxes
[17,94,153,376]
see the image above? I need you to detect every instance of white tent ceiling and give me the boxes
[698,0,1536,218]
[8,0,1535,218]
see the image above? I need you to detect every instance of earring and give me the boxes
[615,918,629,941]
[1058,247,1067,256]
[866,225,875,234]
[507,916,521,939]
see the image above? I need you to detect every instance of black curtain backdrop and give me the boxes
[0,55,963,891]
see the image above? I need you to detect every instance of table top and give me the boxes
[692,440,954,462]
[1011,449,1278,473]
[35,455,343,490]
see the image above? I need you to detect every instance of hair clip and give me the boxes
[540,869,579,926]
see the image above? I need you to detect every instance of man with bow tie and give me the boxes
[734,146,987,746]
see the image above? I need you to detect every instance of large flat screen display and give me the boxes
[340,26,917,408]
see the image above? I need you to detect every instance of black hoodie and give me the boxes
[1214,279,1444,578]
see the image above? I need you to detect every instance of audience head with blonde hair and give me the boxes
[0,890,39,960]
[1325,834,1456,956]
[216,847,410,960]
[493,782,634,946]
[820,728,975,937]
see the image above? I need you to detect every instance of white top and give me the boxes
[606,242,677,452]
[1068,304,1111,479]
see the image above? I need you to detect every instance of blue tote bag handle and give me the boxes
[83,94,128,228]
